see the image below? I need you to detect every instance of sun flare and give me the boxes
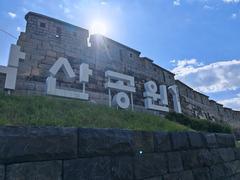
[90,21,107,35]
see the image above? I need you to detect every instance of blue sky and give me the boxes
[0,0,240,110]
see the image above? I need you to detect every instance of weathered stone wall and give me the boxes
[0,11,240,126]
[15,12,177,113]
[176,78,240,126]
[0,126,239,180]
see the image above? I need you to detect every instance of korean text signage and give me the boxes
[0,44,182,113]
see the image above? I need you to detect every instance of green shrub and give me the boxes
[236,141,240,148]
[166,112,232,134]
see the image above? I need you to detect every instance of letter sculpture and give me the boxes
[143,81,169,112]
[105,70,136,110]
[168,85,182,113]
[46,57,92,100]
[0,44,25,92]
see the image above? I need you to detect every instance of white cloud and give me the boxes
[100,1,107,5]
[231,13,237,19]
[22,8,28,13]
[64,8,70,14]
[203,5,214,10]
[218,94,240,110]
[171,58,203,76]
[16,27,21,32]
[8,12,16,18]
[173,0,181,6]
[171,59,240,93]
[58,4,71,14]
[223,0,240,3]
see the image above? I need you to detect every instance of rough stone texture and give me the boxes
[6,161,61,180]
[182,150,200,169]
[203,133,218,148]
[0,127,238,179]
[210,149,225,164]
[111,156,134,180]
[0,126,77,163]
[133,131,154,153]
[217,148,235,162]
[210,164,226,179]
[198,149,212,167]
[187,131,205,148]
[78,128,134,156]
[64,157,111,180]
[167,152,183,173]
[171,132,190,150]
[234,148,240,160]
[231,173,240,180]
[144,177,163,180]
[154,132,171,152]
[0,165,4,180]
[192,167,211,180]
[163,170,194,180]
[215,133,236,147]
[134,153,167,179]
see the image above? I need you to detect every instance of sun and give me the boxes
[90,21,107,35]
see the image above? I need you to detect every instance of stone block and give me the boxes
[192,167,211,180]
[198,149,212,167]
[144,176,163,180]
[234,148,240,160]
[0,165,4,180]
[64,157,111,180]
[163,170,193,180]
[203,133,218,148]
[224,160,240,177]
[210,149,224,164]
[180,171,195,180]
[231,173,240,180]
[6,160,61,180]
[181,150,200,169]
[170,132,189,150]
[154,132,171,152]
[111,156,134,180]
[133,130,154,153]
[35,82,45,91]
[42,56,57,65]
[134,153,167,179]
[167,152,183,173]
[215,133,235,148]
[30,67,40,76]
[210,164,226,179]
[187,132,205,148]
[0,126,77,163]
[78,128,134,156]
[46,50,57,57]
[218,148,235,162]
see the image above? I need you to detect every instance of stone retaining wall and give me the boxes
[0,126,239,179]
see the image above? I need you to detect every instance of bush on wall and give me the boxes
[166,112,232,134]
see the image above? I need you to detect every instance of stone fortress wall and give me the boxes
[0,126,239,180]
[0,12,240,127]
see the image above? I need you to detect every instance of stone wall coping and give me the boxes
[25,11,89,33]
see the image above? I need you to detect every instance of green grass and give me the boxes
[166,112,232,134]
[236,141,240,148]
[0,92,190,132]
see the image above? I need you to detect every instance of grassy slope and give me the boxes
[0,92,190,132]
